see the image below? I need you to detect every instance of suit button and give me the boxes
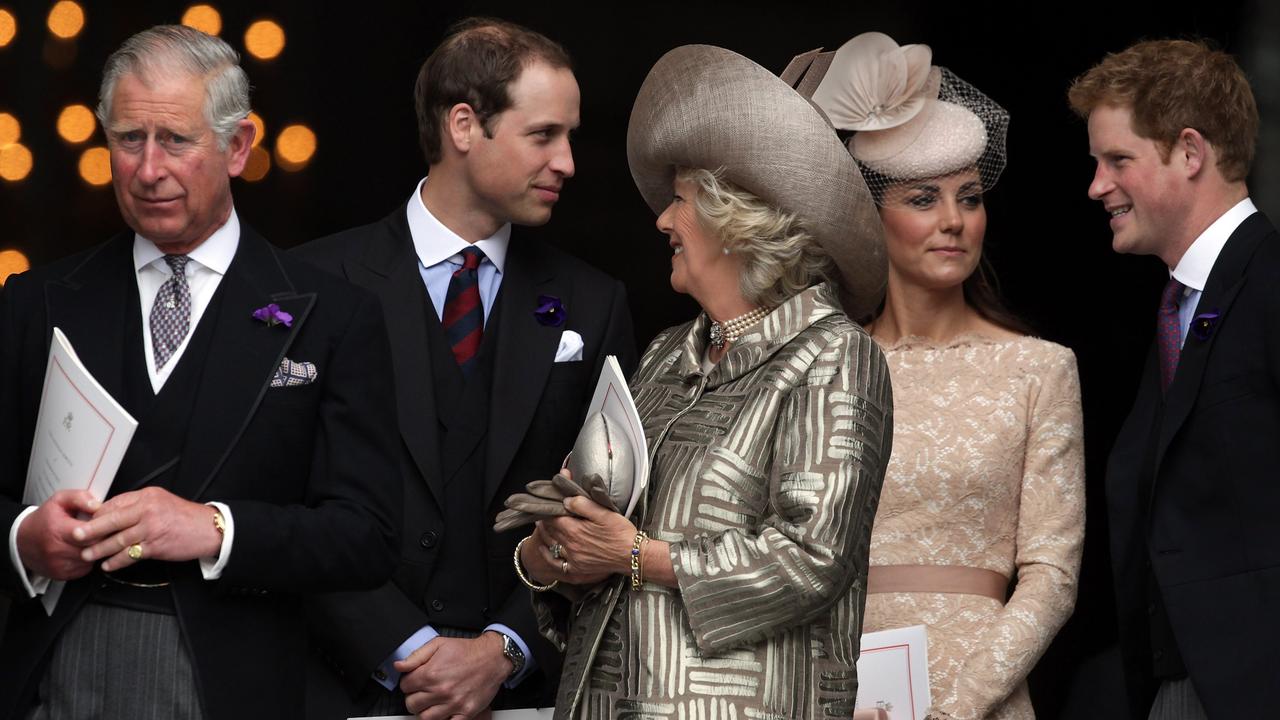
[431,599,445,612]
[1147,603,1157,616]
[482,606,490,618]
[1153,649,1165,661]
[420,531,439,549]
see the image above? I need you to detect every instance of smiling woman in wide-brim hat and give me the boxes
[627,43,886,320]
[516,44,895,719]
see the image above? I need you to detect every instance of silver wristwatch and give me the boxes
[493,631,525,680]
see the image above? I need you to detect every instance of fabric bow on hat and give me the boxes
[810,31,940,133]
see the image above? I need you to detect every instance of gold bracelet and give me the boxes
[630,531,649,590]
[513,536,558,592]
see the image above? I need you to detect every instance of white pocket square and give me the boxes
[270,357,318,387]
[554,330,584,363]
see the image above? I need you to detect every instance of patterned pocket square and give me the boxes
[270,358,317,388]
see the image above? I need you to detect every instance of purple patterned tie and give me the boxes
[441,247,485,376]
[151,254,192,370]
[1157,277,1186,393]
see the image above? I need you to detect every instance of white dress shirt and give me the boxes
[406,177,509,324]
[1170,198,1257,346]
[8,211,243,597]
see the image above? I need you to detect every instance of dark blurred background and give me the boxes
[1,1,1277,716]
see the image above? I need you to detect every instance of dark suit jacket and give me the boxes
[1107,211,1280,718]
[0,226,402,720]
[295,204,636,715]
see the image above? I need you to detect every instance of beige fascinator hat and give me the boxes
[787,32,1009,203]
[627,44,886,319]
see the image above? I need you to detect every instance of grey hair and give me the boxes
[677,167,835,307]
[96,25,250,150]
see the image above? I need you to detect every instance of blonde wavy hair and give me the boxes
[677,167,835,307]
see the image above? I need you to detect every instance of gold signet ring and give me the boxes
[127,543,144,561]
[550,544,563,559]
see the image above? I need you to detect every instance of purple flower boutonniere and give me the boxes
[252,303,294,328]
[1190,309,1220,342]
[534,294,567,328]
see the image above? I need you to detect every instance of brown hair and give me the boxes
[962,255,1031,336]
[414,17,572,166]
[1067,38,1258,182]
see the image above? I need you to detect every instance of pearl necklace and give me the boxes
[708,307,770,349]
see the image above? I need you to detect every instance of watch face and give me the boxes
[502,634,525,676]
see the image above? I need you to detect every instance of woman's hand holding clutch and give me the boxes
[540,494,638,582]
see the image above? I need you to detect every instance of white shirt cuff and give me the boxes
[198,502,233,580]
[376,625,440,690]
[8,506,50,597]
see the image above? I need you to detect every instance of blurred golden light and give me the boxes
[241,145,270,182]
[0,112,19,145]
[78,146,110,186]
[0,249,31,286]
[0,142,32,181]
[57,104,95,143]
[248,111,265,147]
[181,4,221,36]
[274,124,315,170]
[0,9,17,47]
[46,1,84,39]
[244,20,284,60]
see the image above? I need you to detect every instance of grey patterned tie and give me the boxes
[150,254,192,370]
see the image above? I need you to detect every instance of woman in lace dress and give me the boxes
[807,33,1086,719]
[514,45,893,719]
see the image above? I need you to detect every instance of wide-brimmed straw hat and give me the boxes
[626,44,886,319]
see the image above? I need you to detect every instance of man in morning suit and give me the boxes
[297,18,637,720]
[1070,39,1280,718]
[0,26,400,720]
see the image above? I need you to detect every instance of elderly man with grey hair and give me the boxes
[0,25,401,719]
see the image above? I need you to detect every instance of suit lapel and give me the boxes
[484,239,562,506]
[353,208,444,505]
[1154,212,1269,475]
[43,233,136,408]
[177,225,314,500]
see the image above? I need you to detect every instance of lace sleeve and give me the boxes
[941,345,1086,719]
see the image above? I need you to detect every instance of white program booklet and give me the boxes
[855,624,932,720]
[582,355,648,517]
[23,327,137,615]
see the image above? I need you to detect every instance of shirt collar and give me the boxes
[405,177,509,272]
[132,207,240,275]
[1171,197,1257,291]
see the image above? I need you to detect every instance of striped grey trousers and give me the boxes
[1148,677,1209,720]
[25,603,204,720]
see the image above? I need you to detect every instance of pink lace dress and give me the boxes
[864,334,1085,719]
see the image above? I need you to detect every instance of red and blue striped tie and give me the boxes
[442,247,485,376]
[1157,277,1186,393]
